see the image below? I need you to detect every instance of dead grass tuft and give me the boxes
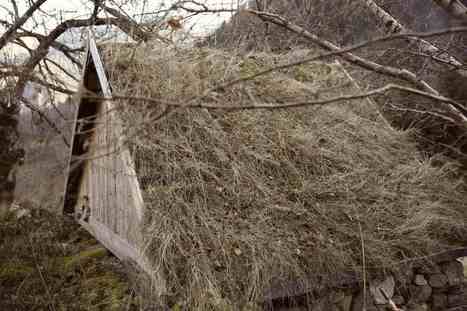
[101,44,467,309]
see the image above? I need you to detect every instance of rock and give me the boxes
[329,290,345,303]
[417,264,441,275]
[409,284,432,303]
[447,294,464,307]
[414,274,428,286]
[431,293,448,311]
[392,295,405,306]
[310,297,328,311]
[393,267,414,285]
[407,303,428,311]
[428,274,448,288]
[336,295,353,311]
[351,290,378,311]
[370,276,395,304]
[15,208,31,219]
[441,260,464,287]
[447,285,463,295]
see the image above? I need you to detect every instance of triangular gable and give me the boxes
[61,34,159,289]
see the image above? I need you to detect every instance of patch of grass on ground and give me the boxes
[0,208,143,311]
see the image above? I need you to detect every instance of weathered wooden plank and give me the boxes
[78,213,167,295]
[78,217,151,273]
[88,35,112,97]
[64,34,156,291]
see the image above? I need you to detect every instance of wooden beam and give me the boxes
[78,217,166,294]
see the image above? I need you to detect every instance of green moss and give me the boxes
[171,304,182,311]
[63,247,108,271]
[239,59,262,77]
[80,273,129,311]
[0,262,34,282]
[293,62,336,83]
[294,65,314,82]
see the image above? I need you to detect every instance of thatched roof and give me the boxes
[98,43,466,309]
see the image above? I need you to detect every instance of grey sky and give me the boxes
[0,0,248,54]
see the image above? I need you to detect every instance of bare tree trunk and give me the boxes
[0,89,23,218]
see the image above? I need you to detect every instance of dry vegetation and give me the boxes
[209,0,467,170]
[100,44,467,309]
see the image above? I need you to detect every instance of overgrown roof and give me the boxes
[97,43,467,309]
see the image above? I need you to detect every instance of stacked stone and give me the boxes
[406,260,466,311]
[274,259,466,311]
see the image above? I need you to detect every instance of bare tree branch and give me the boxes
[89,0,162,43]
[0,19,83,67]
[362,0,462,68]
[100,83,460,114]
[20,97,70,147]
[0,0,48,50]
[9,0,19,20]
[245,9,467,125]
[13,16,136,97]
[2,68,74,94]
[175,0,237,13]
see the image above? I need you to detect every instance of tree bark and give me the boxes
[0,88,23,218]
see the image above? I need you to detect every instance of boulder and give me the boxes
[431,293,448,310]
[351,290,378,311]
[391,295,405,306]
[409,284,432,303]
[336,295,353,311]
[370,276,395,304]
[407,303,428,311]
[414,274,428,286]
[428,274,448,288]
[441,260,464,287]
[447,293,465,307]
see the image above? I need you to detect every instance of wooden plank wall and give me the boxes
[69,35,165,292]
[87,101,142,246]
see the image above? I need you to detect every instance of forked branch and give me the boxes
[246,9,467,126]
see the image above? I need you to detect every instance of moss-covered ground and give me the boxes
[0,208,145,311]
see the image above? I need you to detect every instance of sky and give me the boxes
[0,0,248,54]
[0,0,248,32]
[0,0,248,101]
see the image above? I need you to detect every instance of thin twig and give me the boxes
[358,222,367,311]
[84,83,466,127]
[245,10,467,125]
[28,236,57,311]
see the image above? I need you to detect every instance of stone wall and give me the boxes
[274,259,466,311]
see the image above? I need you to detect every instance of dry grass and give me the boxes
[101,44,467,309]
